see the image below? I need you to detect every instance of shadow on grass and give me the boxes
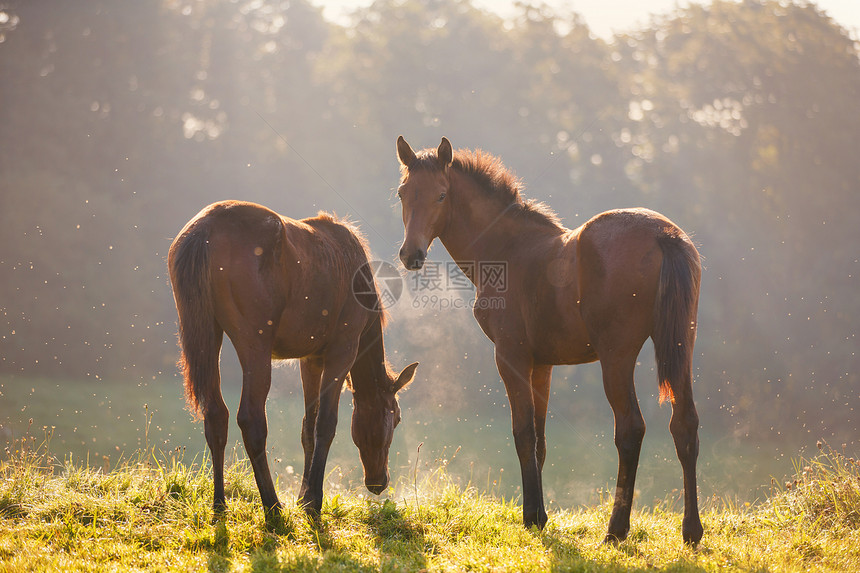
[204,500,431,572]
[365,499,433,570]
[307,499,431,571]
[540,525,710,573]
[205,512,292,573]
[207,521,231,573]
[204,502,711,572]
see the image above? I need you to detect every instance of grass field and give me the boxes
[0,375,798,510]
[1,427,858,572]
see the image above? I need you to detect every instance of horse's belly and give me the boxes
[271,335,324,360]
[534,334,598,365]
[270,313,330,359]
[529,301,598,365]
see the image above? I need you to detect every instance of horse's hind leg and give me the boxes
[234,345,281,524]
[205,398,229,517]
[670,378,703,544]
[600,351,646,543]
[201,332,229,519]
[297,356,323,504]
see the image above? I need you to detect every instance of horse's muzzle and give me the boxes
[366,475,389,495]
[399,247,426,270]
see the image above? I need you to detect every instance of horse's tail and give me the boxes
[652,232,701,404]
[168,221,221,419]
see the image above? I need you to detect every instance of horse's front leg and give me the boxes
[495,346,546,529]
[297,356,323,504]
[531,364,553,472]
[299,346,356,516]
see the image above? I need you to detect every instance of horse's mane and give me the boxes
[409,148,562,229]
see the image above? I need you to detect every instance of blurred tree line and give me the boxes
[1,0,858,446]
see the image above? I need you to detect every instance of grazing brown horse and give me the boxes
[168,201,418,524]
[395,137,703,544]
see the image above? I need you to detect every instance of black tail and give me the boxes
[168,223,222,418]
[653,234,701,404]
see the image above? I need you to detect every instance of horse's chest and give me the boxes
[472,302,495,341]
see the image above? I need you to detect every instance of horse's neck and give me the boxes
[349,314,388,396]
[439,172,551,268]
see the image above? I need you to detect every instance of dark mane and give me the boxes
[408,148,562,229]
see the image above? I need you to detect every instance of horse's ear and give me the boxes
[397,135,417,167]
[393,362,418,393]
[437,137,453,169]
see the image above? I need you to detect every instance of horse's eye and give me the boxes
[437,193,446,202]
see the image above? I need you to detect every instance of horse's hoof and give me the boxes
[682,517,703,546]
[211,504,227,525]
[298,497,322,517]
[524,510,548,530]
[603,527,628,545]
[264,504,282,521]
[264,509,285,532]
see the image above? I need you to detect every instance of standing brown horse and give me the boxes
[395,137,703,544]
[168,200,418,524]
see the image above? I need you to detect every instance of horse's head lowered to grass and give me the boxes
[350,361,418,494]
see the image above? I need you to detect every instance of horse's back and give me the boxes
[187,200,286,246]
[173,201,374,359]
[578,207,687,244]
[180,201,368,280]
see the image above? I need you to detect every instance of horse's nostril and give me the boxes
[400,248,425,270]
[412,251,426,270]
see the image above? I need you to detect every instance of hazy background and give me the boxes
[319,0,860,39]
[1,0,858,508]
